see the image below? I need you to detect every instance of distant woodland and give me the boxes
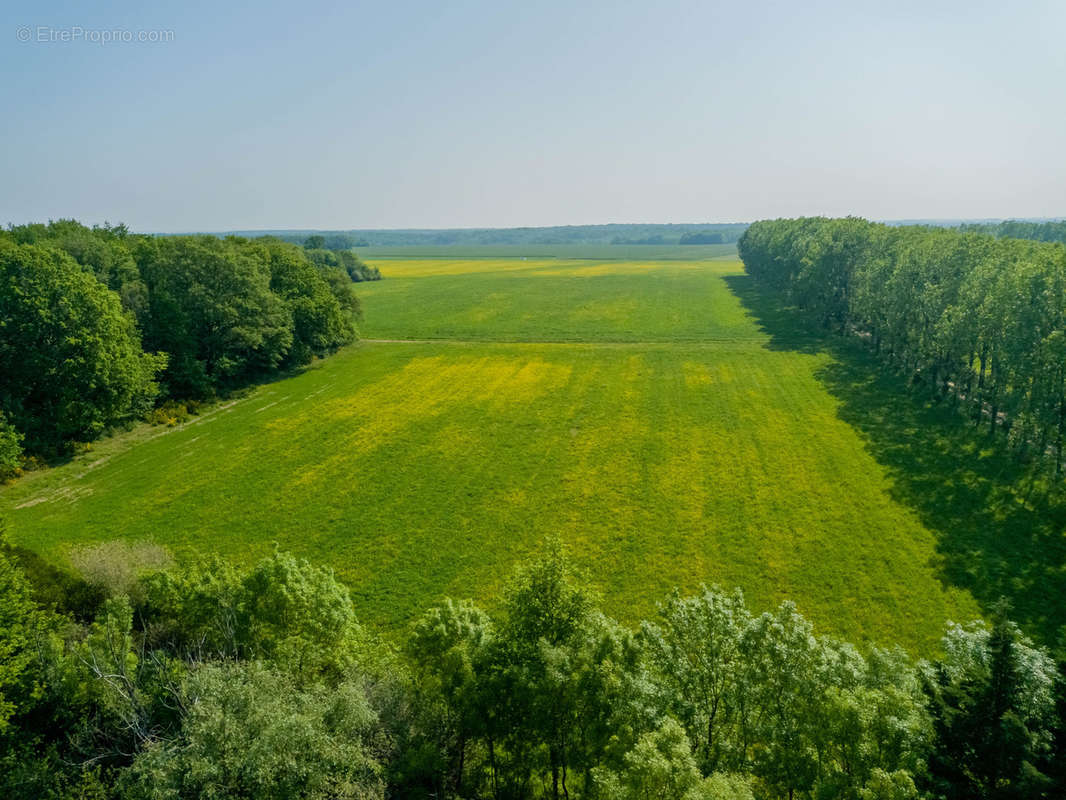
[216,223,751,247]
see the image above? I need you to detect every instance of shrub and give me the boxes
[69,540,174,599]
[147,400,192,427]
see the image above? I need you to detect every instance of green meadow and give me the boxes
[11,254,1062,652]
[356,257,751,342]
[357,243,738,260]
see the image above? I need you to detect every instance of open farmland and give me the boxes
[8,253,1044,652]
[356,242,739,260]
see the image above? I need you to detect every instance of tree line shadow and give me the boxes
[724,273,1066,645]
[0,537,104,622]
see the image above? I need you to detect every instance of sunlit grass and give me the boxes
[358,243,738,260]
[357,259,763,343]
[0,257,988,652]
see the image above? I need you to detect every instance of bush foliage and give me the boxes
[0,537,1061,799]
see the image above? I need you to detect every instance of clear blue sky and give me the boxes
[2,0,1064,231]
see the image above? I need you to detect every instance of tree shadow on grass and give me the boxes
[725,273,1066,644]
[0,536,103,621]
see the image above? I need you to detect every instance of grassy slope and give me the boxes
[2,257,997,651]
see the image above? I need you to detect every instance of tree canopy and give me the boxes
[0,239,164,450]
[0,538,1062,799]
[0,221,375,458]
[738,217,1066,476]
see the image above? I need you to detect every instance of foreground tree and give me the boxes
[592,717,705,800]
[122,661,387,800]
[641,586,753,773]
[922,609,1057,798]
[139,549,365,683]
[1,536,1061,799]
[404,598,493,797]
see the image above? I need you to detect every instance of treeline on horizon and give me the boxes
[958,219,1066,245]
[738,217,1066,475]
[1,535,1062,800]
[218,223,751,248]
[211,219,1066,250]
[0,221,381,471]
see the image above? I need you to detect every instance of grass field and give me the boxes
[355,257,752,342]
[358,243,738,260]
[10,254,1062,653]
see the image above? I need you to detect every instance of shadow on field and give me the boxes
[725,273,1066,644]
[0,539,103,622]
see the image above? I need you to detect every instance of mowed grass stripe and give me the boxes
[1,258,982,652]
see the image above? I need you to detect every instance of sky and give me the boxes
[1,0,1064,232]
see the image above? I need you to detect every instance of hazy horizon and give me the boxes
[172,217,1065,236]
[3,0,1065,231]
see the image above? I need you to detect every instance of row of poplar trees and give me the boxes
[737,218,1066,474]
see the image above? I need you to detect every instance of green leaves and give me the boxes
[135,236,294,397]
[139,550,363,683]
[922,615,1058,797]
[641,586,932,799]
[740,218,1066,475]
[0,535,42,731]
[253,238,356,364]
[0,239,164,451]
[123,662,386,800]
[0,412,22,479]
[502,536,599,650]
[0,220,367,452]
[1,538,1064,798]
